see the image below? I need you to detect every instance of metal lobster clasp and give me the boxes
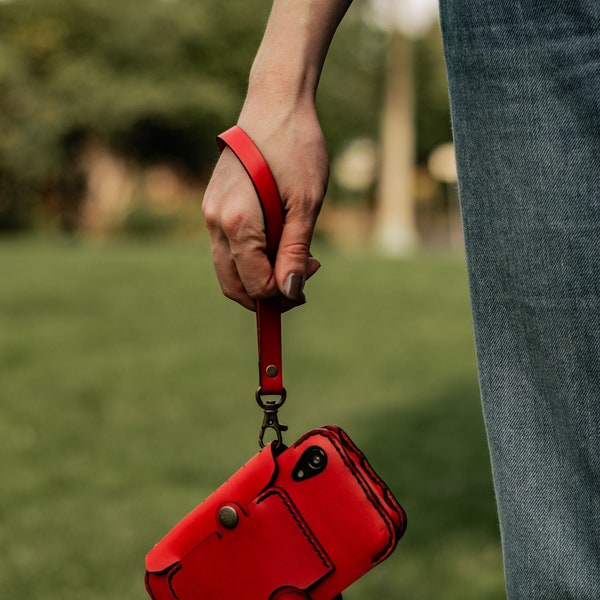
[256,388,288,448]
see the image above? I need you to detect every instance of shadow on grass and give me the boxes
[343,377,506,599]
[361,377,499,549]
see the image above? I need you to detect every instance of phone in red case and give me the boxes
[145,127,407,599]
[145,426,406,599]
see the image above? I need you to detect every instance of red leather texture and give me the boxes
[145,426,407,599]
[217,126,284,397]
[217,126,283,264]
[255,295,284,396]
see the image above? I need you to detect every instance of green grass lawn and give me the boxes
[0,237,505,599]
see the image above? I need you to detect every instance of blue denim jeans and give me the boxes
[439,1,600,597]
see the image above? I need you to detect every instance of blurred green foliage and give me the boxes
[0,0,268,180]
[0,0,451,229]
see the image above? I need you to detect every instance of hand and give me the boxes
[202,100,327,311]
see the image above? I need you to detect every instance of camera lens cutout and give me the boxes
[308,450,325,469]
[292,446,328,481]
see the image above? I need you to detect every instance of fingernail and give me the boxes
[283,272,305,300]
[307,257,322,277]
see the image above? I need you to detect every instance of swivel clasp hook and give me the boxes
[256,387,288,448]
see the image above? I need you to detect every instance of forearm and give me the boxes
[245,0,352,108]
[204,1,351,309]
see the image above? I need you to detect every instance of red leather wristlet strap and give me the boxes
[216,126,285,398]
[216,127,283,262]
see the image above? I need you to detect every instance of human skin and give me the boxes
[202,0,352,311]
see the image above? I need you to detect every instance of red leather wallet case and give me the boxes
[145,426,406,599]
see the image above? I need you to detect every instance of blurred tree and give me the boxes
[0,0,449,233]
[362,0,440,254]
[0,0,269,171]
[0,0,270,229]
[317,12,387,163]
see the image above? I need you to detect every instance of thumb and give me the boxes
[275,213,320,301]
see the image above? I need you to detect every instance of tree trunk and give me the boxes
[373,30,418,253]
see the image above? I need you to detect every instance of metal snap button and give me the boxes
[217,505,239,529]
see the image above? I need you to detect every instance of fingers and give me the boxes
[275,199,323,302]
[207,231,255,311]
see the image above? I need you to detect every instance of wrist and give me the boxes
[246,27,322,106]
[238,75,318,139]
[247,66,318,106]
[245,0,350,106]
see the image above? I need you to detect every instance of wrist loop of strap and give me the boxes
[217,127,283,265]
[216,126,287,446]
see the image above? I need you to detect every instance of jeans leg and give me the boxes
[439,1,600,598]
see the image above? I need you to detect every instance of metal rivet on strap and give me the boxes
[218,506,239,529]
[265,365,279,378]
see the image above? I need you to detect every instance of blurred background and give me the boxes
[0,0,459,246]
[1,0,504,598]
